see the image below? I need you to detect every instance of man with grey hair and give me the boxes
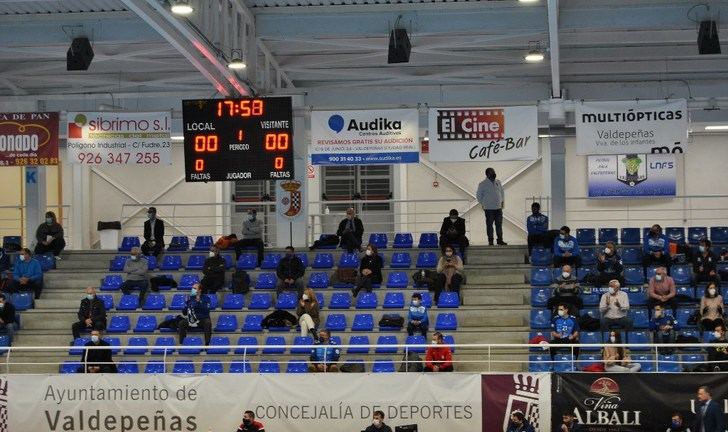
[120,246,149,302]
[599,279,633,331]
[235,208,265,266]
[336,207,364,253]
[476,167,506,246]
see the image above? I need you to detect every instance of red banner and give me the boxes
[0,112,59,166]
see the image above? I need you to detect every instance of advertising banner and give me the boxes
[575,99,688,155]
[427,106,539,162]
[3,373,481,432]
[587,153,676,198]
[66,111,171,165]
[0,112,59,166]
[482,373,552,432]
[310,109,419,165]
[277,179,305,220]
[552,373,728,432]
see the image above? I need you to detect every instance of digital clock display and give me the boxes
[182,97,294,181]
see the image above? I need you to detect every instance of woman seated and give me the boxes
[434,245,464,304]
[699,282,724,333]
[296,288,320,338]
[602,330,641,372]
[352,244,383,297]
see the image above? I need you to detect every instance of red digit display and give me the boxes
[194,159,204,172]
[194,135,218,152]
[274,157,284,170]
[264,133,289,150]
[216,99,266,117]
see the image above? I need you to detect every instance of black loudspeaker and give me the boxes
[388,29,411,64]
[698,20,721,55]
[395,425,418,432]
[67,37,94,71]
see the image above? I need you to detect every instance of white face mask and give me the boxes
[450,217,457,222]
[562,272,570,279]
[365,250,372,256]
[412,300,420,307]
[610,336,616,343]
[130,255,138,260]
[91,335,100,343]
[19,255,26,262]
[604,248,611,254]
[559,234,566,240]
[558,309,567,317]
[714,331,722,339]
[445,252,453,257]
[655,274,663,281]
[654,310,663,318]
[708,288,717,296]
[699,246,706,253]
[610,287,618,294]
[431,339,438,344]
[208,252,216,258]
[372,420,381,427]
[248,214,256,221]
[302,294,309,301]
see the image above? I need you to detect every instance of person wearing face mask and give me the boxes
[553,226,581,268]
[506,410,535,432]
[643,224,671,270]
[235,410,265,432]
[34,211,65,259]
[200,246,226,295]
[71,287,106,341]
[352,244,382,297]
[296,288,320,338]
[309,329,340,372]
[699,283,724,333]
[560,411,585,432]
[599,280,633,331]
[0,294,17,343]
[336,207,364,253]
[694,239,720,285]
[476,167,507,246]
[8,247,43,299]
[547,265,582,315]
[647,266,677,315]
[526,202,549,255]
[649,304,680,355]
[364,410,392,432]
[178,284,212,345]
[424,332,453,372]
[549,303,580,361]
[78,330,117,373]
[235,209,265,266]
[597,241,624,287]
[141,207,165,257]
[439,209,469,263]
[705,324,728,372]
[120,246,149,301]
[276,246,305,299]
[407,293,429,337]
[665,412,691,432]
[602,331,641,372]
[434,246,464,304]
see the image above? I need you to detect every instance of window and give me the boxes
[322,165,392,211]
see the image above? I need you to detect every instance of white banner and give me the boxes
[427,106,539,162]
[4,373,482,432]
[66,111,171,165]
[310,109,419,165]
[575,99,688,155]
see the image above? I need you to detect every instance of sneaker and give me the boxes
[497,240,508,245]
[55,256,62,261]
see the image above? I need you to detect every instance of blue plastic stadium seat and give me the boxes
[710,226,728,244]
[314,234,337,250]
[405,335,427,354]
[229,361,252,374]
[60,361,81,374]
[208,336,231,355]
[198,360,223,374]
[580,248,597,266]
[531,267,553,286]
[576,266,597,283]
[579,354,602,371]
[291,336,314,354]
[629,309,650,329]
[185,255,205,270]
[167,236,190,252]
[146,255,158,271]
[645,266,659,281]
[681,354,705,369]
[620,228,641,245]
[671,265,692,285]
[598,228,618,245]
[418,233,438,249]
[179,336,204,355]
[107,316,130,333]
[243,315,263,332]
[554,354,575,372]
[252,272,275,290]
[134,315,157,332]
[236,254,258,270]
[369,233,388,249]
[222,294,244,310]
[118,236,140,252]
[100,274,124,291]
[172,360,195,374]
[260,253,282,270]
[329,292,352,309]
[234,336,259,355]
[352,313,374,331]
[676,308,697,328]
[214,314,238,332]
[159,255,182,271]
[679,330,702,351]
[116,294,139,311]
[142,294,166,310]
[69,337,90,355]
[276,292,297,310]
[437,292,459,309]
[627,331,651,350]
[10,292,33,310]
[576,229,596,246]
[325,314,347,331]
[347,335,370,354]
[390,252,412,268]
[118,361,139,374]
[178,273,200,290]
[375,335,399,354]
[664,227,686,244]
[381,272,407,289]
[579,332,602,352]
[416,291,432,308]
[528,354,552,372]
[143,360,166,374]
[295,253,309,268]
[435,313,458,330]
[383,292,405,309]
[657,354,681,372]
[688,227,708,245]
[263,336,286,354]
[356,293,378,309]
[621,247,642,265]
[305,272,328,289]
[530,309,551,329]
[530,287,551,308]
[170,294,189,310]
[102,337,120,355]
[624,266,645,285]
[626,287,647,306]
[530,248,552,266]
[221,254,233,269]
[339,253,360,269]
[416,252,438,269]
[95,294,113,311]
[248,293,272,310]
[580,288,601,307]
[286,360,308,374]
[312,253,334,269]
[393,233,414,248]
[148,336,175,355]
[192,235,214,251]
[258,360,281,374]
[633,354,654,372]
[109,255,128,271]
[676,286,696,303]
[125,337,150,355]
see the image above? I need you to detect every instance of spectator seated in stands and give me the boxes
[352,244,383,297]
[696,324,728,372]
[364,410,392,432]
[549,302,580,361]
[506,410,535,432]
[700,282,725,333]
[434,245,464,304]
[297,288,320,338]
[234,209,265,265]
[407,293,429,337]
[0,246,9,276]
[120,246,149,301]
[553,226,581,268]
[547,265,582,315]
[526,202,549,255]
[643,224,670,269]
[425,331,453,372]
[309,329,340,372]
[141,207,165,257]
[649,304,680,355]
[8,248,43,299]
[0,293,18,343]
[667,412,689,432]
[647,267,677,315]
[77,330,117,373]
[602,331,641,372]
[337,207,364,254]
[34,211,65,259]
[439,209,469,263]
[200,246,226,294]
[235,410,266,432]
[599,279,632,331]
[71,287,107,341]
[597,241,624,287]
[178,284,212,345]
[560,412,585,432]
[276,246,305,298]
[694,239,721,285]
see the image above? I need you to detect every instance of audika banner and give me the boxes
[2,373,481,432]
[310,109,419,165]
[427,106,539,162]
[587,153,676,198]
[0,112,59,166]
[66,111,171,165]
[552,373,728,432]
[481,373,552,432]
[575,99,688,155]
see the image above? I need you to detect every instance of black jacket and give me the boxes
[693,399,725,432]
[336,217,364,243]
[0,301,16,324]
[78,297,106,323]
[203,255,226,278]
[277,255,305,280]
[80,339,117,372]
[597,252,623,274]
[36,222,64,243]
[694,252,718,275]
[360,254,383,284]
[143,218,165,244]
[0,248,9,273]
[364,424,393,432]
[439,216,466,237]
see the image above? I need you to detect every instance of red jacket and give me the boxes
[425,345,452,369]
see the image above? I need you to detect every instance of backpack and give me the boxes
[578,314,601,331]
[231,270,250,294]
[340,361,365,373]
[412,269,437,288]
[399,352,424,372]
[378,314,404,329]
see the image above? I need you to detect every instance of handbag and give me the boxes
[336,268,357,285]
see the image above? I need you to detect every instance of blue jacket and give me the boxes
[183,296,211,320]
[13,258,42,282]
[649,313,680,332]
[408,303,429,326]
[644,234,669,255]
[693,399,725,432]
[551,315,579,338]
[505,421,535,432]
[554,236,580,257]
[526,213,549,235]
[310,341,340,363]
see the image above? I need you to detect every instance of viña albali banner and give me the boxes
[310,109,419,165]
[66,111,171,165]
[576,99,688,155]
[0,112,59,166]
[587,153,676,198]
[427,106,539,162]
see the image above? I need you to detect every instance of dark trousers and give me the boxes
[642,253,671,270]
[554,255,581,268]
[310,235,339,250]
[178,317,212,345]
[484,209,503,244]
[549,337,580,360]
[200,275,225,294]
[7,279,43,299]
[276,279,304,298]
[527,233,547,254]
[434,273,463,303]
[34,237,65,256]
[72,319,107,339]
[339,231,361,254]
[647,296,678,315]
[701,318,725,333]
[352,275,374,297]
[407,321,428,337]
[696,273,721,285]
[234,238,264,264]
[439,234,469,262]
[425,364,453,372]
[121,279,148,301]
[141,240,164,257]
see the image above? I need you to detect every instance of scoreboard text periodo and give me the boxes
[182,97,293,181]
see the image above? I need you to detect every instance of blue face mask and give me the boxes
[671,420,681,428]
[190,288,198,297]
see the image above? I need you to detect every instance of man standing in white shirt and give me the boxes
[476,167,506,246]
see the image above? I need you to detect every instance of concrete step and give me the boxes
[466,273,525,285]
